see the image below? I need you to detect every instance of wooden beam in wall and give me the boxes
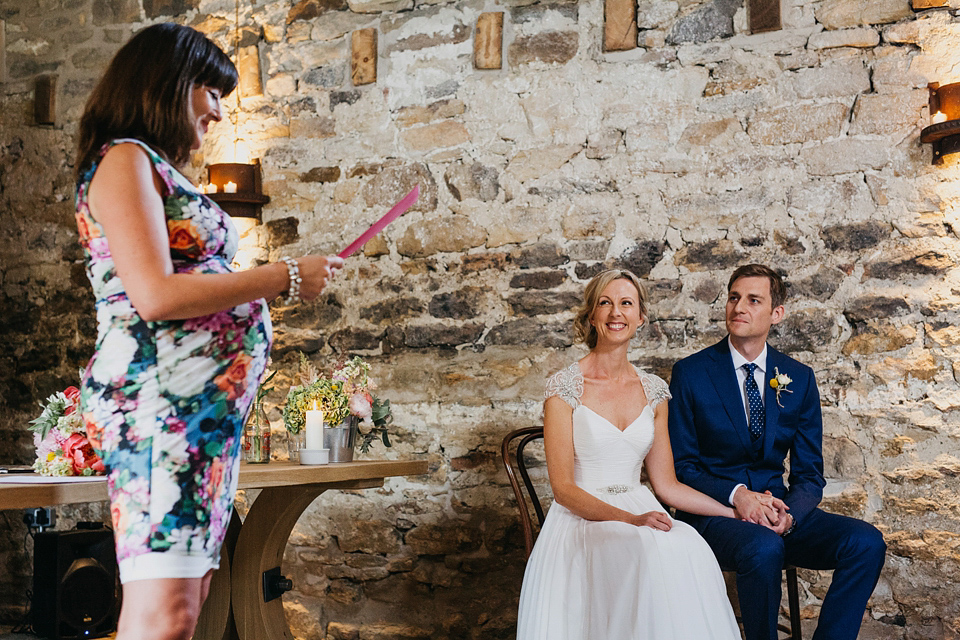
[238,45,263,98]
[351,28,377,86]
[748,0,781,34]
[911,0,947,8]
[603,0,637,52]
[35,75,56,125]
[0,21,6,83]
[474,12,503,70]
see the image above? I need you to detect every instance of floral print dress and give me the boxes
[75,138,272,583]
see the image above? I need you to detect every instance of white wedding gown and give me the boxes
[516,363,740,640]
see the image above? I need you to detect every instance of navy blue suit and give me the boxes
[669,339,885,640]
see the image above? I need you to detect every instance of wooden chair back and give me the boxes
[500,426,546,560]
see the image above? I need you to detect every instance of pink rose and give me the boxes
[63,386,81,415]
[62,433,105,475]
[349,393,373,421]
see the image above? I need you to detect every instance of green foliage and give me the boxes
[28,392,69,441]
[283,353,394,453]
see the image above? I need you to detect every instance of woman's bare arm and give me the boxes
[87,142,342,322]
[644,402,737,518]
[544,396,672,530]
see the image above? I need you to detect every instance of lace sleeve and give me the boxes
[544,363,583,409]
[641,373,672,409]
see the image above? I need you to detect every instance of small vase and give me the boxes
[287,429,305,463]
[323,416,358,463]
[244,402,270,464]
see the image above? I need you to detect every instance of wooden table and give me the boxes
[0,459,428,640]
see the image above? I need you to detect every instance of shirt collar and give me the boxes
[728,336,767,374]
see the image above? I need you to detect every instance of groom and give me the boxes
[668,264,886,640]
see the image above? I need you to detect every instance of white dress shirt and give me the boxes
[727,337,767,505]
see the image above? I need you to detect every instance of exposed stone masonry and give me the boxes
[2,0,960,638]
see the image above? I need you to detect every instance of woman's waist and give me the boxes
[94,294,272,337]
[576,479,647,495]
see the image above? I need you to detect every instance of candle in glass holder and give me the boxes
[305,402,324,450]
[224,181,238,193]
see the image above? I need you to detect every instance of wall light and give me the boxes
[921,82,960,165]
[207,160,270,220]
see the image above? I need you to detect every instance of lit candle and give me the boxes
[305,402,324,450]
[224,181,238,193]
[206,183,218,194]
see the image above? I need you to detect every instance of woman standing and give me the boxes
[74,23,342,640]
[515,269,779,639]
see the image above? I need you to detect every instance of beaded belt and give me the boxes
[596,484,634,495]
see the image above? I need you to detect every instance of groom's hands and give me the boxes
[733,487,789,530]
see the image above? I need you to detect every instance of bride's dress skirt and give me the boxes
[516,403,741,640]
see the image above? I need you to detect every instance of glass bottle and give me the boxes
[244,401,270,463]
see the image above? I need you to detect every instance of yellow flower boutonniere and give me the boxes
[769,367,793,408]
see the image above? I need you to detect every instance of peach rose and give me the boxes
[214,354,253,401]
[168,220,202,256]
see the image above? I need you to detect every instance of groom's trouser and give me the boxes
[696,508,886,640]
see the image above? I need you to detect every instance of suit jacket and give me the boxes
[668,338,825,527]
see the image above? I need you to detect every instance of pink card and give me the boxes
[338,185,420,259]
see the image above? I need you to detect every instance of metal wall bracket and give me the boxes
[262,566,292,603]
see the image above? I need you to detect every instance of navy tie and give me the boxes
[744,363,764,440]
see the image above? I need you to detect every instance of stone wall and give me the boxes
[2,0,960,637]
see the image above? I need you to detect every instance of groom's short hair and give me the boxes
[728,264,787,309]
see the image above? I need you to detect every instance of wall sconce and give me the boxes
[206,160,270,220]
[921,82,960,165]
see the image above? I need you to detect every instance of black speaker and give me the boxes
[32,524,120,640]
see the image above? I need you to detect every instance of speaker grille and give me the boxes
[32,527,119,640]
[60,558,113,629]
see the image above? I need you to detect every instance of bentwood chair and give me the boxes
[500,426,803,639]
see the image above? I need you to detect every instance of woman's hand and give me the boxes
[295,255,344,300]
[628,511,673,531]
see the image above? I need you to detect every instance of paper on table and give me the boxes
[0,474,106,484]
[338,185,420,258]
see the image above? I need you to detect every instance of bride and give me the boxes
[516,269,776,639]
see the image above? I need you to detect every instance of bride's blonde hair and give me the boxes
[573,269,648,349]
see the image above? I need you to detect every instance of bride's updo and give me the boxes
[573,269,648,349]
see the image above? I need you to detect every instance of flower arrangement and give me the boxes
[29,385,105,476]
[282,354,393,453]
[769,367,793,408]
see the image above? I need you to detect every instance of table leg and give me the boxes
[193,509,242,640]
[230,480,382,640]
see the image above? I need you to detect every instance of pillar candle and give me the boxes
[224,181,238,193]
[305,404,324,450]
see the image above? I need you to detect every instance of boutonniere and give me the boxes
[769,367,793,408]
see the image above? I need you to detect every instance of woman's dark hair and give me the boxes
[76,23,237,177]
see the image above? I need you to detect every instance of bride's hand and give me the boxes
[630,511,672,531]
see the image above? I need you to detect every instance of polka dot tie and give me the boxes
[744,363,764,441]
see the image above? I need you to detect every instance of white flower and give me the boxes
[90,329,139,384]
[349,393,373,421]
[769,367,793,408]
[149,467,183,524]
[153,429,191,471]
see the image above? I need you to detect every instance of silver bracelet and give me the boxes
[280,257,302,305]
